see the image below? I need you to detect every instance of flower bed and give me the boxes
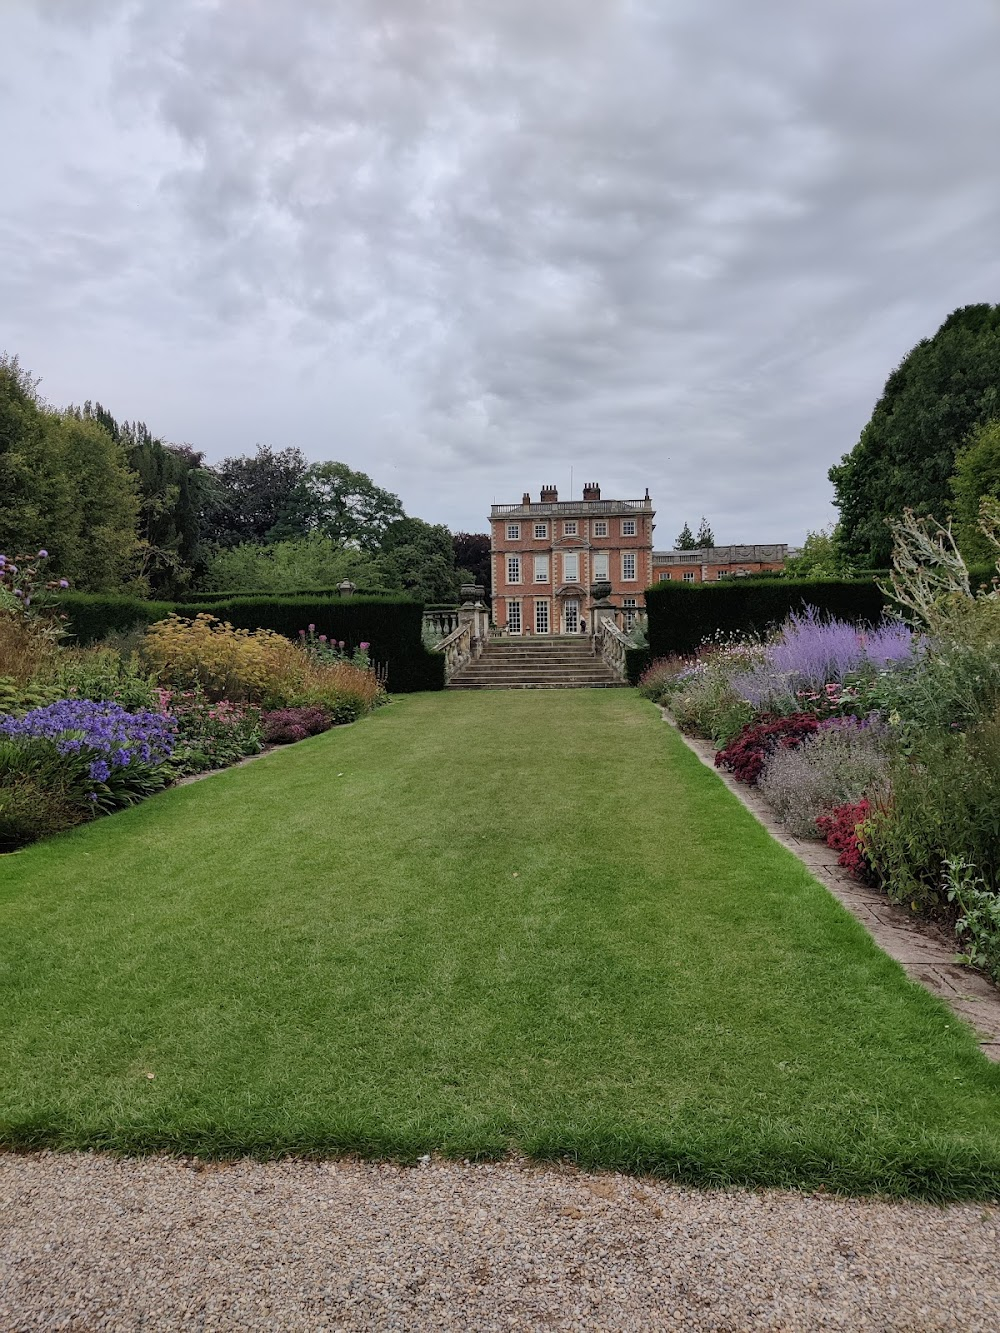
[643,511,1000,987]
[0,569,389,851]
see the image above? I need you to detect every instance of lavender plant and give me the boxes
[757,715,891,837]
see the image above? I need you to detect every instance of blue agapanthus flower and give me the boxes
[0,699,175,767]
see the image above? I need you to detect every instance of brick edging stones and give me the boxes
[662,709,1000,1063]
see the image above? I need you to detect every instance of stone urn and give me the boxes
[590,580,612,602]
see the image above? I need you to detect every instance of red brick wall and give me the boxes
[491,511,653,631]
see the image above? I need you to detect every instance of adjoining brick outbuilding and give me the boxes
[490,483,654,635]
[651,544,790,584]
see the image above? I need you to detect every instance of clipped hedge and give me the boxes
[55,593,444,692]
[645,578,891,658]
[55,594,175,645]
[175,586,387,603]
[625,647,651,685]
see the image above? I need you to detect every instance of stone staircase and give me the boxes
[448,637,627,690]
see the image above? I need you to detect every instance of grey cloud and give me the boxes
[2,0,999,539]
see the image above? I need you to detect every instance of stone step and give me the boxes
[449,680,628,690]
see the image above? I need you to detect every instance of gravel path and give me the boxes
[2,1154,998,1331]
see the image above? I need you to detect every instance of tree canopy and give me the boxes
[0,358,140,591]
[674,522,697,550]
[694,517,715,547]
[830,304,1000,567]
[951,419,1000,567]
[300,461,404,552]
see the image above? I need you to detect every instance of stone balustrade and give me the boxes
[596,616,629,681]
[423,609,461,642]
[429,600,491,681]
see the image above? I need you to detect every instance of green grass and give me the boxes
[2,690,1000,1198]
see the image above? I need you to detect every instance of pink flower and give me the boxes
[299,629,306,637]
[308,623,316,633]
[360,642,370,650]
[319,634,327,642]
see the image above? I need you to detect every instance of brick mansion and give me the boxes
[489,483,789,635]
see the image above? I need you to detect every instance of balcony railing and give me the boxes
[491,498,653,518]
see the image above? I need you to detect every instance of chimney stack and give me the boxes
[539,484,558,503]
[522,491,531,505]
[582,482,601,501]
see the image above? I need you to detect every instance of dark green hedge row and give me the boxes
[624,647,651,685]
[55,594,176,644]
[175,586,391,603]
[645,579,892,657]
[55,594,445,693]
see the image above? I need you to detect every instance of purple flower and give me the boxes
[37,549,48,558]
[360,641,370,650]
[308,623,316,633]
[12,589,22,598]
[58,579,69,589]
[88,759,111,783]
[7,565,16,575]
[319,634,327,642]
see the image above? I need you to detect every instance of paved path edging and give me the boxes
[662,709,1000,1062]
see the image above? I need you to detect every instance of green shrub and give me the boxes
[624,647,651,685]
[44,647,160,711]
[866,709,1000,911]
[645,579,890,658]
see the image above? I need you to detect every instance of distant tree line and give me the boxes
[0,354,491,603]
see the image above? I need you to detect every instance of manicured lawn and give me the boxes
[2,690,999,1198]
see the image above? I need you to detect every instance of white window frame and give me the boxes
[507,599,522,634]
[622,596,638,629]
[563,552,580,583]
[533,555,549,583]
[621,519,636,537]
[593,520,608,538]
[507,555,521,584]
[622,552,637,581]
[563,520,578,536]
[682,570,696,583]
[593,552,609,582]
[506,522,520,540]
[535,599,550,634]
[533,522,548,539]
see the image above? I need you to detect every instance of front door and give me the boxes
[563,599,579,634]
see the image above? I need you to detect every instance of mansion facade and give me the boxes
[490,483,654,635]
[489,483,792,634]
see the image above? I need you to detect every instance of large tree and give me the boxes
[381,517,460,604]
[951,419,1000,567]
[81,404,211,595]
[674,521,697,550]
[299,461,404,552]
[830,304,1000,567]
[0,357,141,591]
[451,532,491,593]
[201,444,311,548]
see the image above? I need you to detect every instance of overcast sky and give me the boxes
[3,1,999,545]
